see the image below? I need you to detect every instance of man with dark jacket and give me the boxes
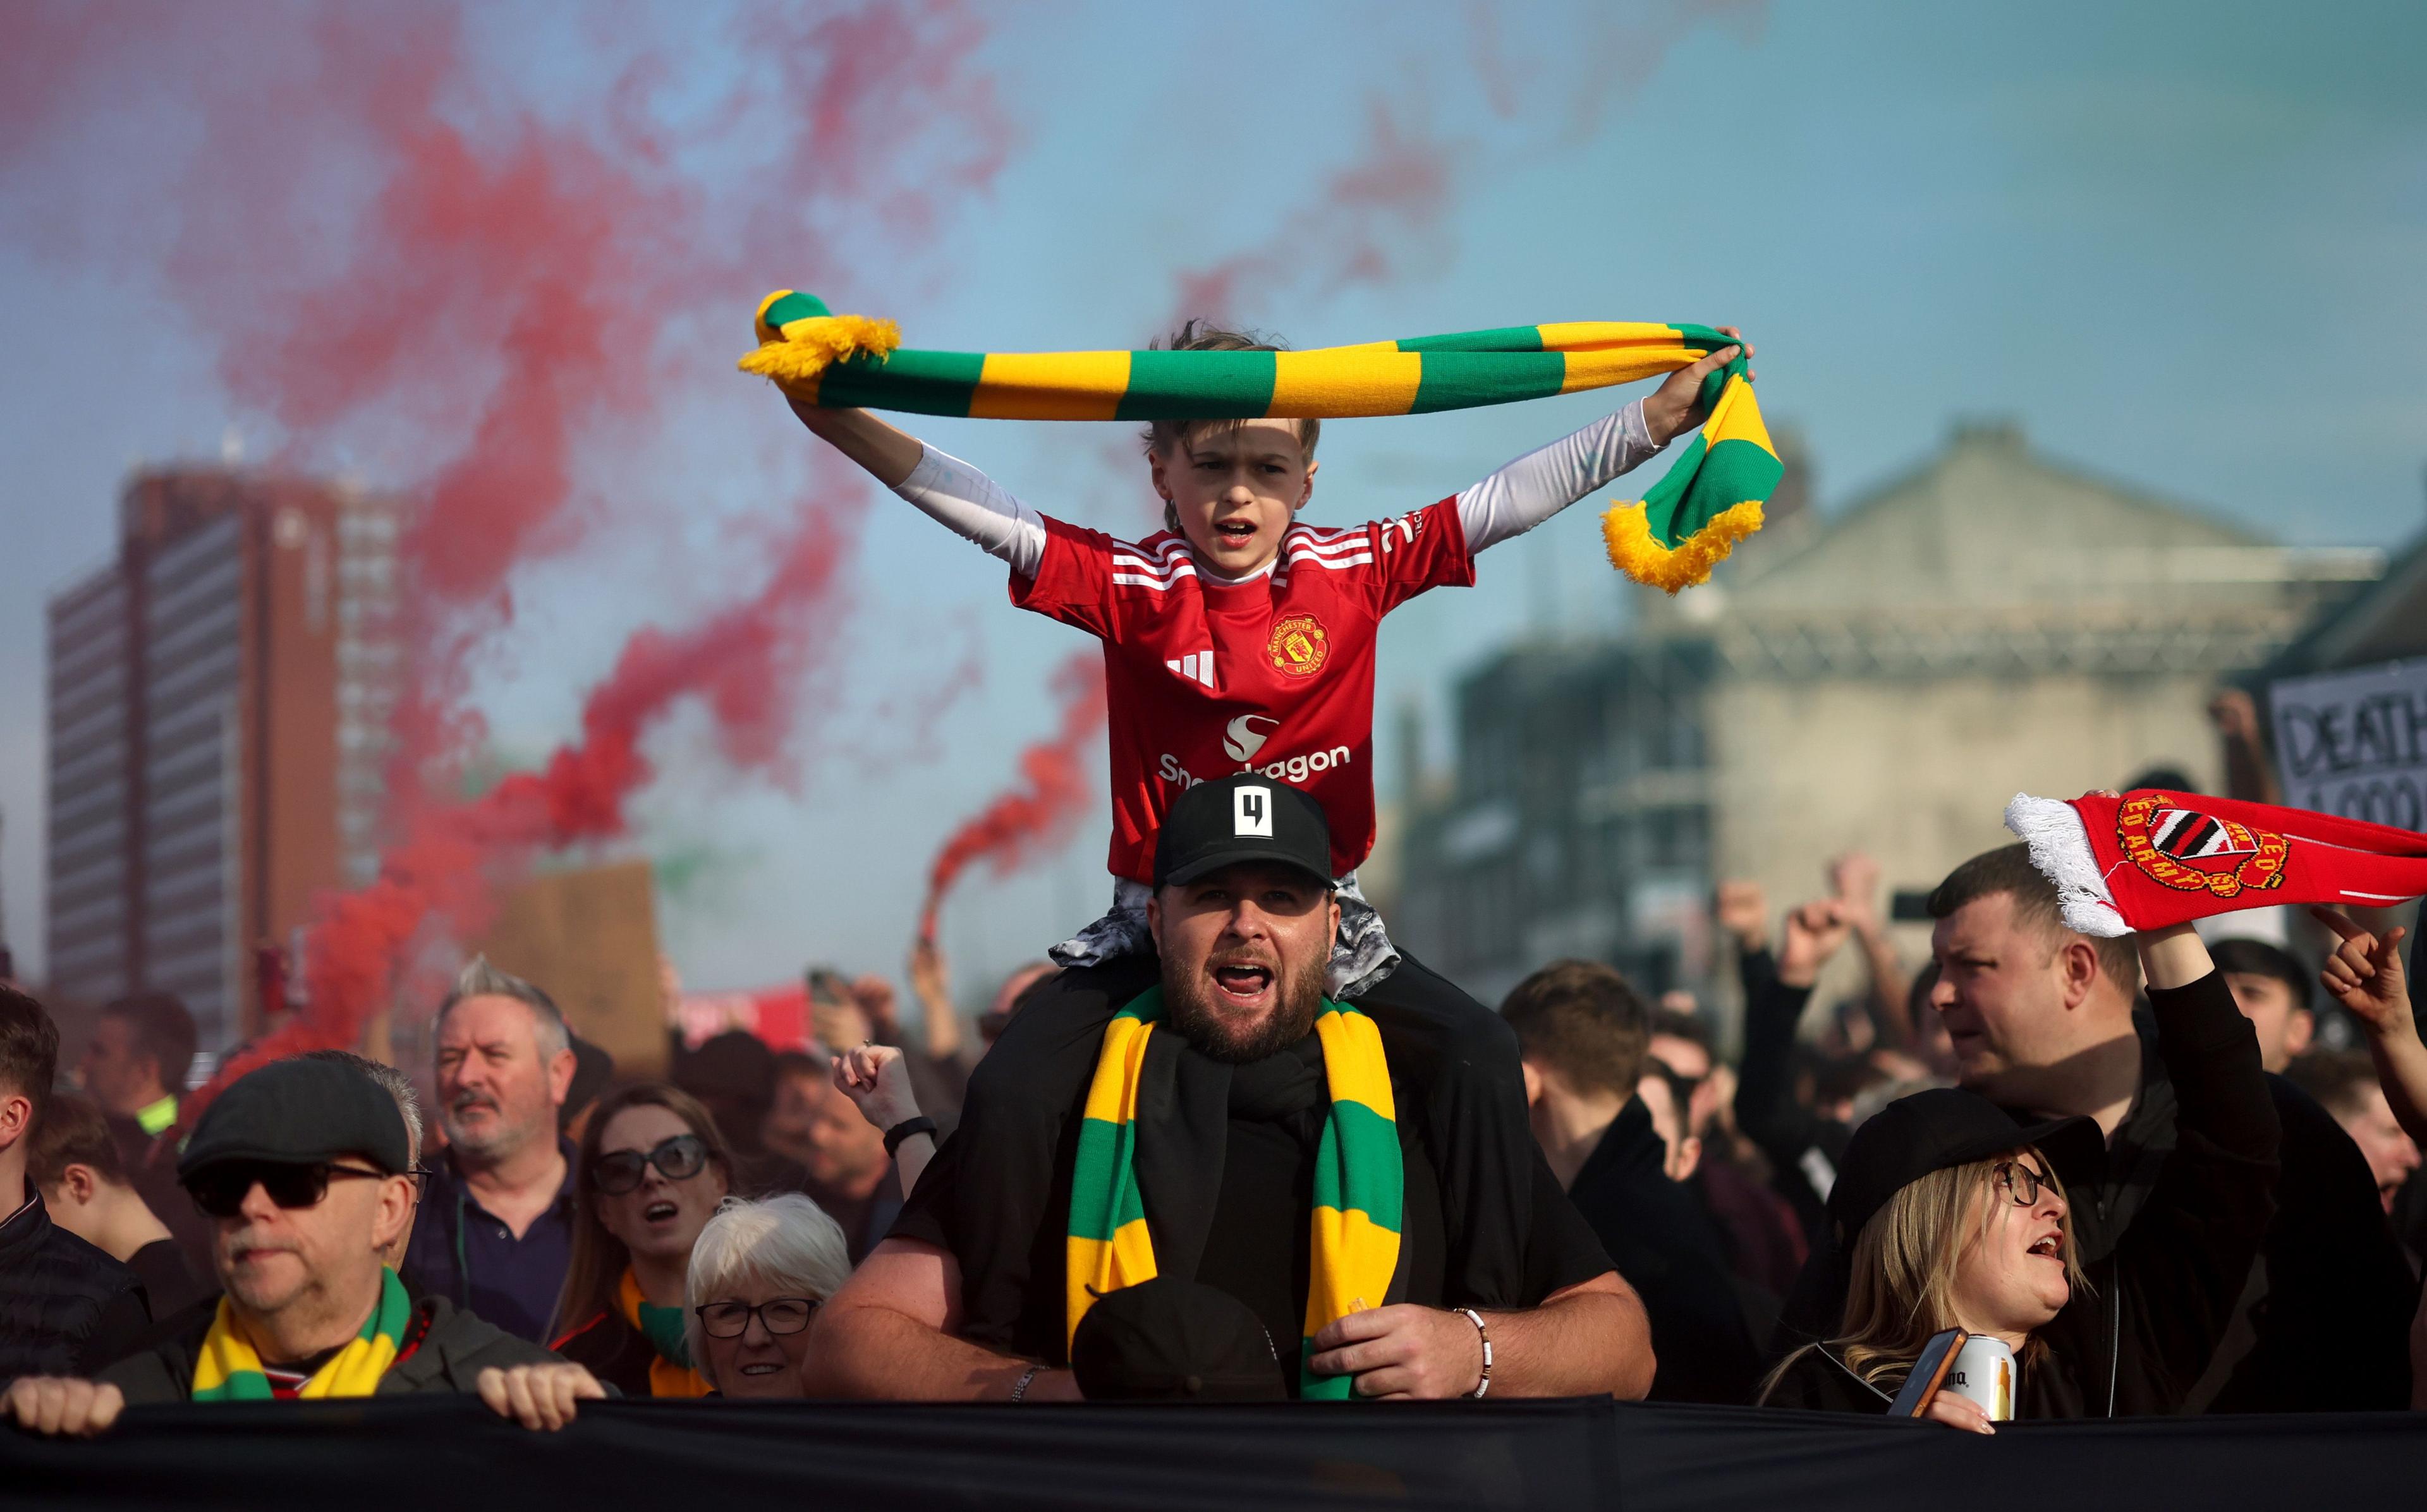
[1504,960,1761,1405]
[1779,845,2414,1413]
[4,1056,605,1434]
[0,987,148,1385]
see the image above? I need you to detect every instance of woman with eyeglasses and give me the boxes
[683,1195,853,1398]
[1758,923,2280,1427]
[549,1084,734,1396]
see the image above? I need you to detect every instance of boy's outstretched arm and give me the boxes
[790,398,925,488]
[1454,329,1752,554]
[788,397,1048,577]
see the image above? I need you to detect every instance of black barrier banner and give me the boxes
[3,1396,2424,1511]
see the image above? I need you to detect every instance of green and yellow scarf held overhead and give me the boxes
[742,292,1782,591]
[1068,986,1401,1401]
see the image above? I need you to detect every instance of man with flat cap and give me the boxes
[4,1056,607,1435]
[809,775,1653,1402]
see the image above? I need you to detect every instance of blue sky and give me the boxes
[2,0,2421,1006]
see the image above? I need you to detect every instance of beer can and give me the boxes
[1941,1336,2016,1420]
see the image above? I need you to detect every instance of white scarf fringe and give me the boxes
[2004,794,2130,938]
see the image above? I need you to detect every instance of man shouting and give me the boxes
[807,776,1650,1401]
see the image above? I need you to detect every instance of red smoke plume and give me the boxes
[919,650,1107,942]
[1,2,1012,1107]
[205,492,863,1105]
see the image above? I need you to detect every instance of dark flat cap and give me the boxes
[178,1056,411,1181]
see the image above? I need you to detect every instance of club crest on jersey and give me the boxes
[1267,614,1329,679]
[2115,792,2290,900]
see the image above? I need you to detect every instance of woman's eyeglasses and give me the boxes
[693,1297,820,1338]
[1992,1159,2052,1207]
[186,1161,387,1219]
[590,1134,711,1195]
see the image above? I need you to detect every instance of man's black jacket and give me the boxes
[1776,978,2411,1412]
[1564,1099,1763,1405]
[1769,972,2281,1417]
[0,1191,150,1384]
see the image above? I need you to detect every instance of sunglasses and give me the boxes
[590,1134,711,1195]
[693,1297,820,1339]
[186,1161,389,1219]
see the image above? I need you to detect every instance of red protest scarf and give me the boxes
[2005,790,2427,937]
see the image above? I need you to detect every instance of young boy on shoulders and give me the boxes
[788,317,1748,1288]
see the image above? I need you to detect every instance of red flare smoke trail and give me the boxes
[202,494,861,1108]
[1,1,1013,1111]
[920,651,1107,942]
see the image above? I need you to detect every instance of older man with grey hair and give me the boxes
[399,957,580,1342]
[301,1049,425,1271]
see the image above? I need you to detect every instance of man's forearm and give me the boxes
[1481,1275,1653,1400]
[803,1303,1039,1401]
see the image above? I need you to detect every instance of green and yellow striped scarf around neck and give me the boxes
[1067,986,1401,1401]
[742,291,1780,592]
[192,1266,410,1400]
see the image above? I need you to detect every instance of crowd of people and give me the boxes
[4,327,2423,1452]
[1,772,2421,1437]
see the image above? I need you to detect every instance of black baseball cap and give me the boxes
[178,1056,412,1182]
[1070,1276,1288,1401]
[1827,1087,2104,1245]
[1152,775,1334,891]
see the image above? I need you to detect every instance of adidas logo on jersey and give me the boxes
[1165,650,1216,689]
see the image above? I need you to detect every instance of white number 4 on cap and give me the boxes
[1234,785,1273,837]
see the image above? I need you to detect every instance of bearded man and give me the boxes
[399,958,580,1342]
[806,776,1651,1402]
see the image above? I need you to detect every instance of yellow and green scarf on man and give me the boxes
[1066,986,1401,1400]
[741,292,1782,593]
[192,1266,412,1400]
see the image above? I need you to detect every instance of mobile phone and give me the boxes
[1887,1328,1969,1418]
[1889,889,1935,924]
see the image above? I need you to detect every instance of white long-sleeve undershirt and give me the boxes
[888,397,1662,581]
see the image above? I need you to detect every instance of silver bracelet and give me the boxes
[1456,1308,1493,1399]
[1010,1364,1043,1404]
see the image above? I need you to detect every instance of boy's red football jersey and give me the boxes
[1011,500,1474,885]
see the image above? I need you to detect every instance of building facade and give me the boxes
[1396,421,2381,1017]
[45,468,396,1053]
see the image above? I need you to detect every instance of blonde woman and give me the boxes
[1761,924,2279,1427]
[683,1195,854,1398]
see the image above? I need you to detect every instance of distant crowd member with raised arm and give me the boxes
[1732,894,1859,1245]
[6,1057,600,1436]
[401,957,580,1342]
[1830,853,1916,1055]
[763,1050,902,1264]
[0,988,147,1384]
[810,778,1649,1403]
